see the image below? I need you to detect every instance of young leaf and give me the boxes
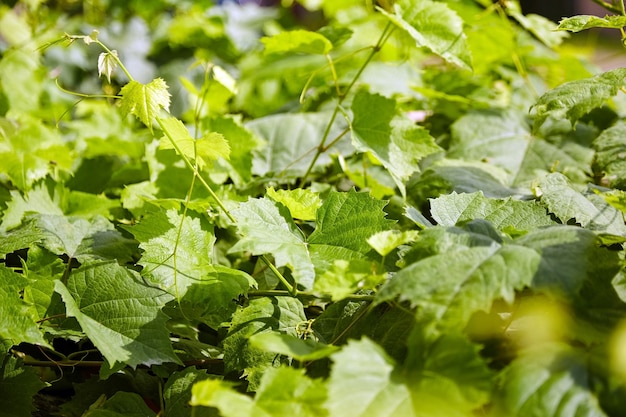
[97,50,119,83]
[530,68,626,131]
[308,189,395,254]
[163,367,213,417]
[367,230,419,257]
[266,186,321,221]
[376,244,541,329]
[229,197,315,290]
[249,332,339,361]
[0,357,48,417]
[313,259,386,301]
[261,29,332,55]
[558,15,626,32]
[119,78,171,130]
[381,0,472,69]
[350,90,441,195]
[158,116,230,170]
[192,366,327,417]
[54,260,181,369]
[430,191,554,231]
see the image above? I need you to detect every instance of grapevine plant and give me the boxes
[3,0,626,415]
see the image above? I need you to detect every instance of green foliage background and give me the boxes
[2,0,626,416]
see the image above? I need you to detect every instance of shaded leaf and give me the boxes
[249,332,339,361]
[54,260,181,369]
[163,367,213,417]
[82,391,157,417]
[593,122,626,189]
[376,244,540,329]
[0,357,47,417]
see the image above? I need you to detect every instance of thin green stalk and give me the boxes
[156,117,236,223]
[299,21,394,186]
[260,257,297,296]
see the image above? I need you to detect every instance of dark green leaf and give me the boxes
[0,357,47,417]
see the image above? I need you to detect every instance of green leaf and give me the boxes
[261,29,332,55]
[510,12,568,48]
[229,197,315,290]
[535,173,626,236]
[222,297,306,389]
[381,0,471,69]
[0,49,43,113]
[202,116,263,187]
[247,112,350,178]
[249,332,339,361]
[119,78,171,131]
[558,14,626,32]
[531,68,626,131]
[0,357,47,417]
[350,90,441,195]
[163,367,213,417]
[158,116,230,170]
[491,344,607,417]
[0,266,48,347]
[54,260,181,369]
[266,186,321,221]
[313,259,386,301]
[367,230,419,257]
[308,190,395,254]
[593,122,626,189]
[121,207,215,298]
[192,366,327,417]
[82,391,157,417]
[430,191,554,231]
[376,244,540,329]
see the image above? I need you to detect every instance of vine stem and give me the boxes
[249,289,374,301]
[299,20,394,186]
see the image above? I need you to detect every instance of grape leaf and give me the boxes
[0,357,47,417]
[313,259,386,301]
[531,68,626,131]
[192,366,327,417]
[249,332,339,361]
[381,0,471,69]
[593,122,626,189]
[266,186,321,221]
[350,90,441,195]
[229,197,315,290]
[535,173,626,236]
[222,297,306,389]
[163,367,213,417]
[121,207,216,298]
[558,15,626,32]
[54,260,181,370]
[367,230,420,256]
[0,265,49,347]
[119,78,171,131]
[261,29,332,55]
[308,189,395,254]
[98,50,119,83]
[430,191,554,231]
[0,49,43,113]
[82,391,157,417]
[158,116,230,170]
[375,244,541,329]
[491,344,607,417]
[247,112,350,178]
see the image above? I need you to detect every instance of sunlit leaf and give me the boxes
[119,78,171,130]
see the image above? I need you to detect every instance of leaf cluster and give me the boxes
[2,0,626,416]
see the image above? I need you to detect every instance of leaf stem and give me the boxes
[259,257,297,296]
[299,21,394,186]
[248,289,375,302]
[589,0,623,14]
